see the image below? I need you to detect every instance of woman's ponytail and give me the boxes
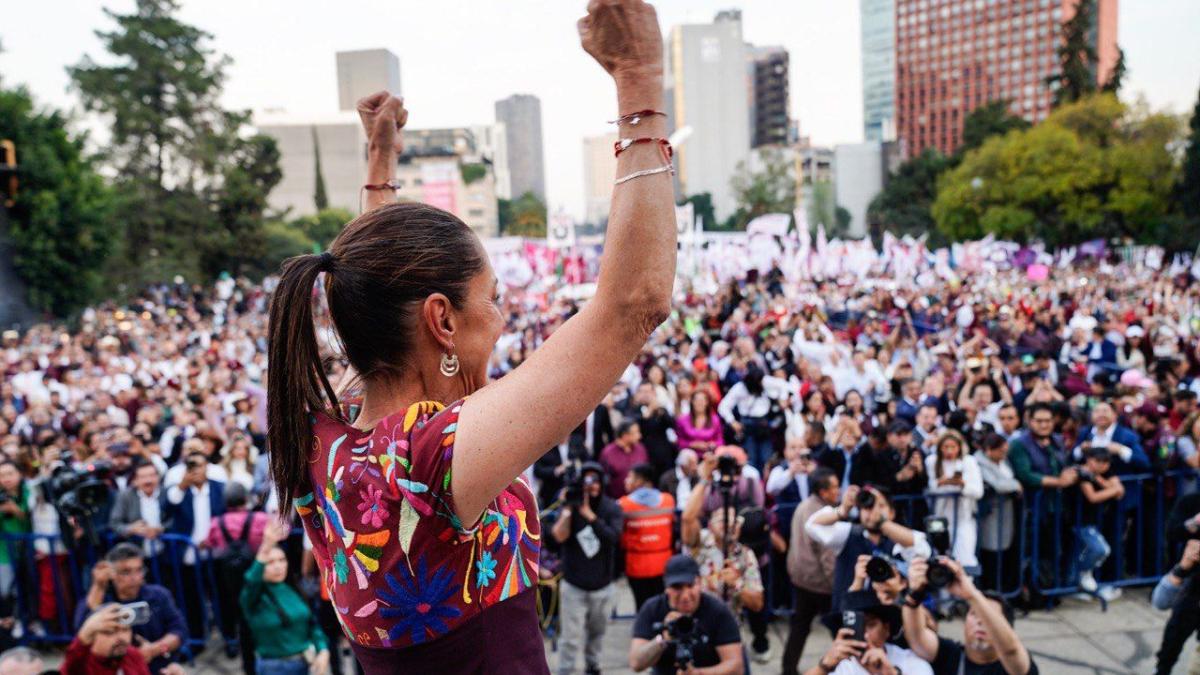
[267,253,340,513]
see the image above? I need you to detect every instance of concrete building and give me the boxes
[861,0,897,142]
[470,123,511,200]
[665,10,752,222]
[257,117,366,216]
[834,142,886,238]
[392,149,499,238]
[494,95,546,202]
[750,46,791,148]
[895,0,1119,158]
[582,133,618,226]
[336,49,401,112]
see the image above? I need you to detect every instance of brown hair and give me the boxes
[267,202,486,511]
[934,430,967,479]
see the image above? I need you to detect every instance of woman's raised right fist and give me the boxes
[356,91,408,155]
[578,0,663,82]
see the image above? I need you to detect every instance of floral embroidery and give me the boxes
[474,551,497,588]
[377,555,462,645]
[357,484,390,528]
[302,399,540,649]
[333,549,349,585]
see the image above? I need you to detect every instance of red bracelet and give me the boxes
[362,182,400,191]
[614,138,673,163]
[608,109,667,126]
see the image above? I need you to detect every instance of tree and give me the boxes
[958,100,1030,156]
[1102,48,1127,94]
[678,193,716,231]
[1177,85,1200,223]
[867,149,954,243]
[312,127,328,211]
[290,208,355,248]
[0,86,117,315]
[504,191,547,237]
[1047,0,1099,106]
[730,147,795,229]
[69,0,280,286]
[806,181,836,232]
[933,94,1181,247]
[833,206,853,238]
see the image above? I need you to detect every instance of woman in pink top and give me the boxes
[675,390,724,457]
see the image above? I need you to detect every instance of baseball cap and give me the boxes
[663,554,700,587]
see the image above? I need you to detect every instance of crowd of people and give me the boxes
[0,247,1196,673]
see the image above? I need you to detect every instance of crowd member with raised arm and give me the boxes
[264,1,676,671]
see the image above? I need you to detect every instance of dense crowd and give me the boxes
[0,251,1198,673]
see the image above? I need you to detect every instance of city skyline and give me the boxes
[2,0,1198,221]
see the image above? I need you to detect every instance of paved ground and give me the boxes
[34,582,1200,674]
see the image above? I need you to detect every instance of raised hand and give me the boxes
[356,91,408,155]
[577,0,663,82]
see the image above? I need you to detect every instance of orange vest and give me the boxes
[618,492,676,579]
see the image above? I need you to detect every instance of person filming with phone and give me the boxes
[62,603,186,675]
[806,590,933,675]
[73,544,186,674]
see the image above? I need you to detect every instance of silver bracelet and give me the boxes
[614,164,673,185]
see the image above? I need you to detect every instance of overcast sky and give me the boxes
[3,0,1199,219]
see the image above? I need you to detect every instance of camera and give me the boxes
[1074,467,1103,488]
[117,601,151,627]
[923,516,955,589]
[562,469,599,509]
[185,455,205,471]
[44,461,113,517]
[866,554,900,583]
[652,614,709,670]
[856,489,876,511]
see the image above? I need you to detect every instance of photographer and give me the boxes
[550,462,623,675]
[62,604,153,675]
[902,557,1036,675]
[74,544,186,674]
[629,555,744,675]
[1152,495,1200,674]
[806,590,932,675]
[805,485,931,612]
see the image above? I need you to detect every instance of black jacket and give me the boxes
[560,495,624,591]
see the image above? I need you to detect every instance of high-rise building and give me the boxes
[894,0,1119,158]
[834,142,887,238]
[861,0,897,142]
[666,10,752,222]
[582,133,618,226]
[494,94,546,202]
[750,46,791,148]
[336,49,401,112]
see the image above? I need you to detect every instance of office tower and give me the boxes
[751,46,791,148]
[862,0,897,142]
[336,49,401,112]
[665,10,753,222]
[894,0,1118,158]
[494,94,546,202]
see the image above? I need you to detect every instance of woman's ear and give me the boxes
[421,293,457,351]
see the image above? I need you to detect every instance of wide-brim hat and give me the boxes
[822,590,902,639]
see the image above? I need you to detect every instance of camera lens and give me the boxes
[866,555,894,583]
[927,560,954,588]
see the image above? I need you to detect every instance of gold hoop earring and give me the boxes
[439,353,460,378]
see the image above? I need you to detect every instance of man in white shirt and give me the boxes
[162,451,225,639]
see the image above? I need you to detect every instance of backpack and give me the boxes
[215,514,255,578]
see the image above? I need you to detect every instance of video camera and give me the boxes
[44,461,113,518]
[562,465,600,509]
[651,614,709,671]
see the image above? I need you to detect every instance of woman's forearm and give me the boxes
[591,73,674,324]
[364,147,396,211]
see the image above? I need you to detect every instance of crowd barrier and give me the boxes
[2,470,1195,651]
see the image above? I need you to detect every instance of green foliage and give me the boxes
[959,101,1030,155]
[258,220,316,276]
[1177,85,1200,222]
[730,147,795,229]
[1102,48,1127,94]
[504,191,547,237]
[460,163,487,185]
[312,127,328,211]
[289,208,355,249]
[69,0,281,289]
[933,94,1181,248]
[867,149,954,241]
[1047,0,1100,106]
[678,193,716,231]
[0,86,117,315]
[834,206,853,238]
[806,181,836,232]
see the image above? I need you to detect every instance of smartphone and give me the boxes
[118,601,151,627]
[843,610,865,642]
